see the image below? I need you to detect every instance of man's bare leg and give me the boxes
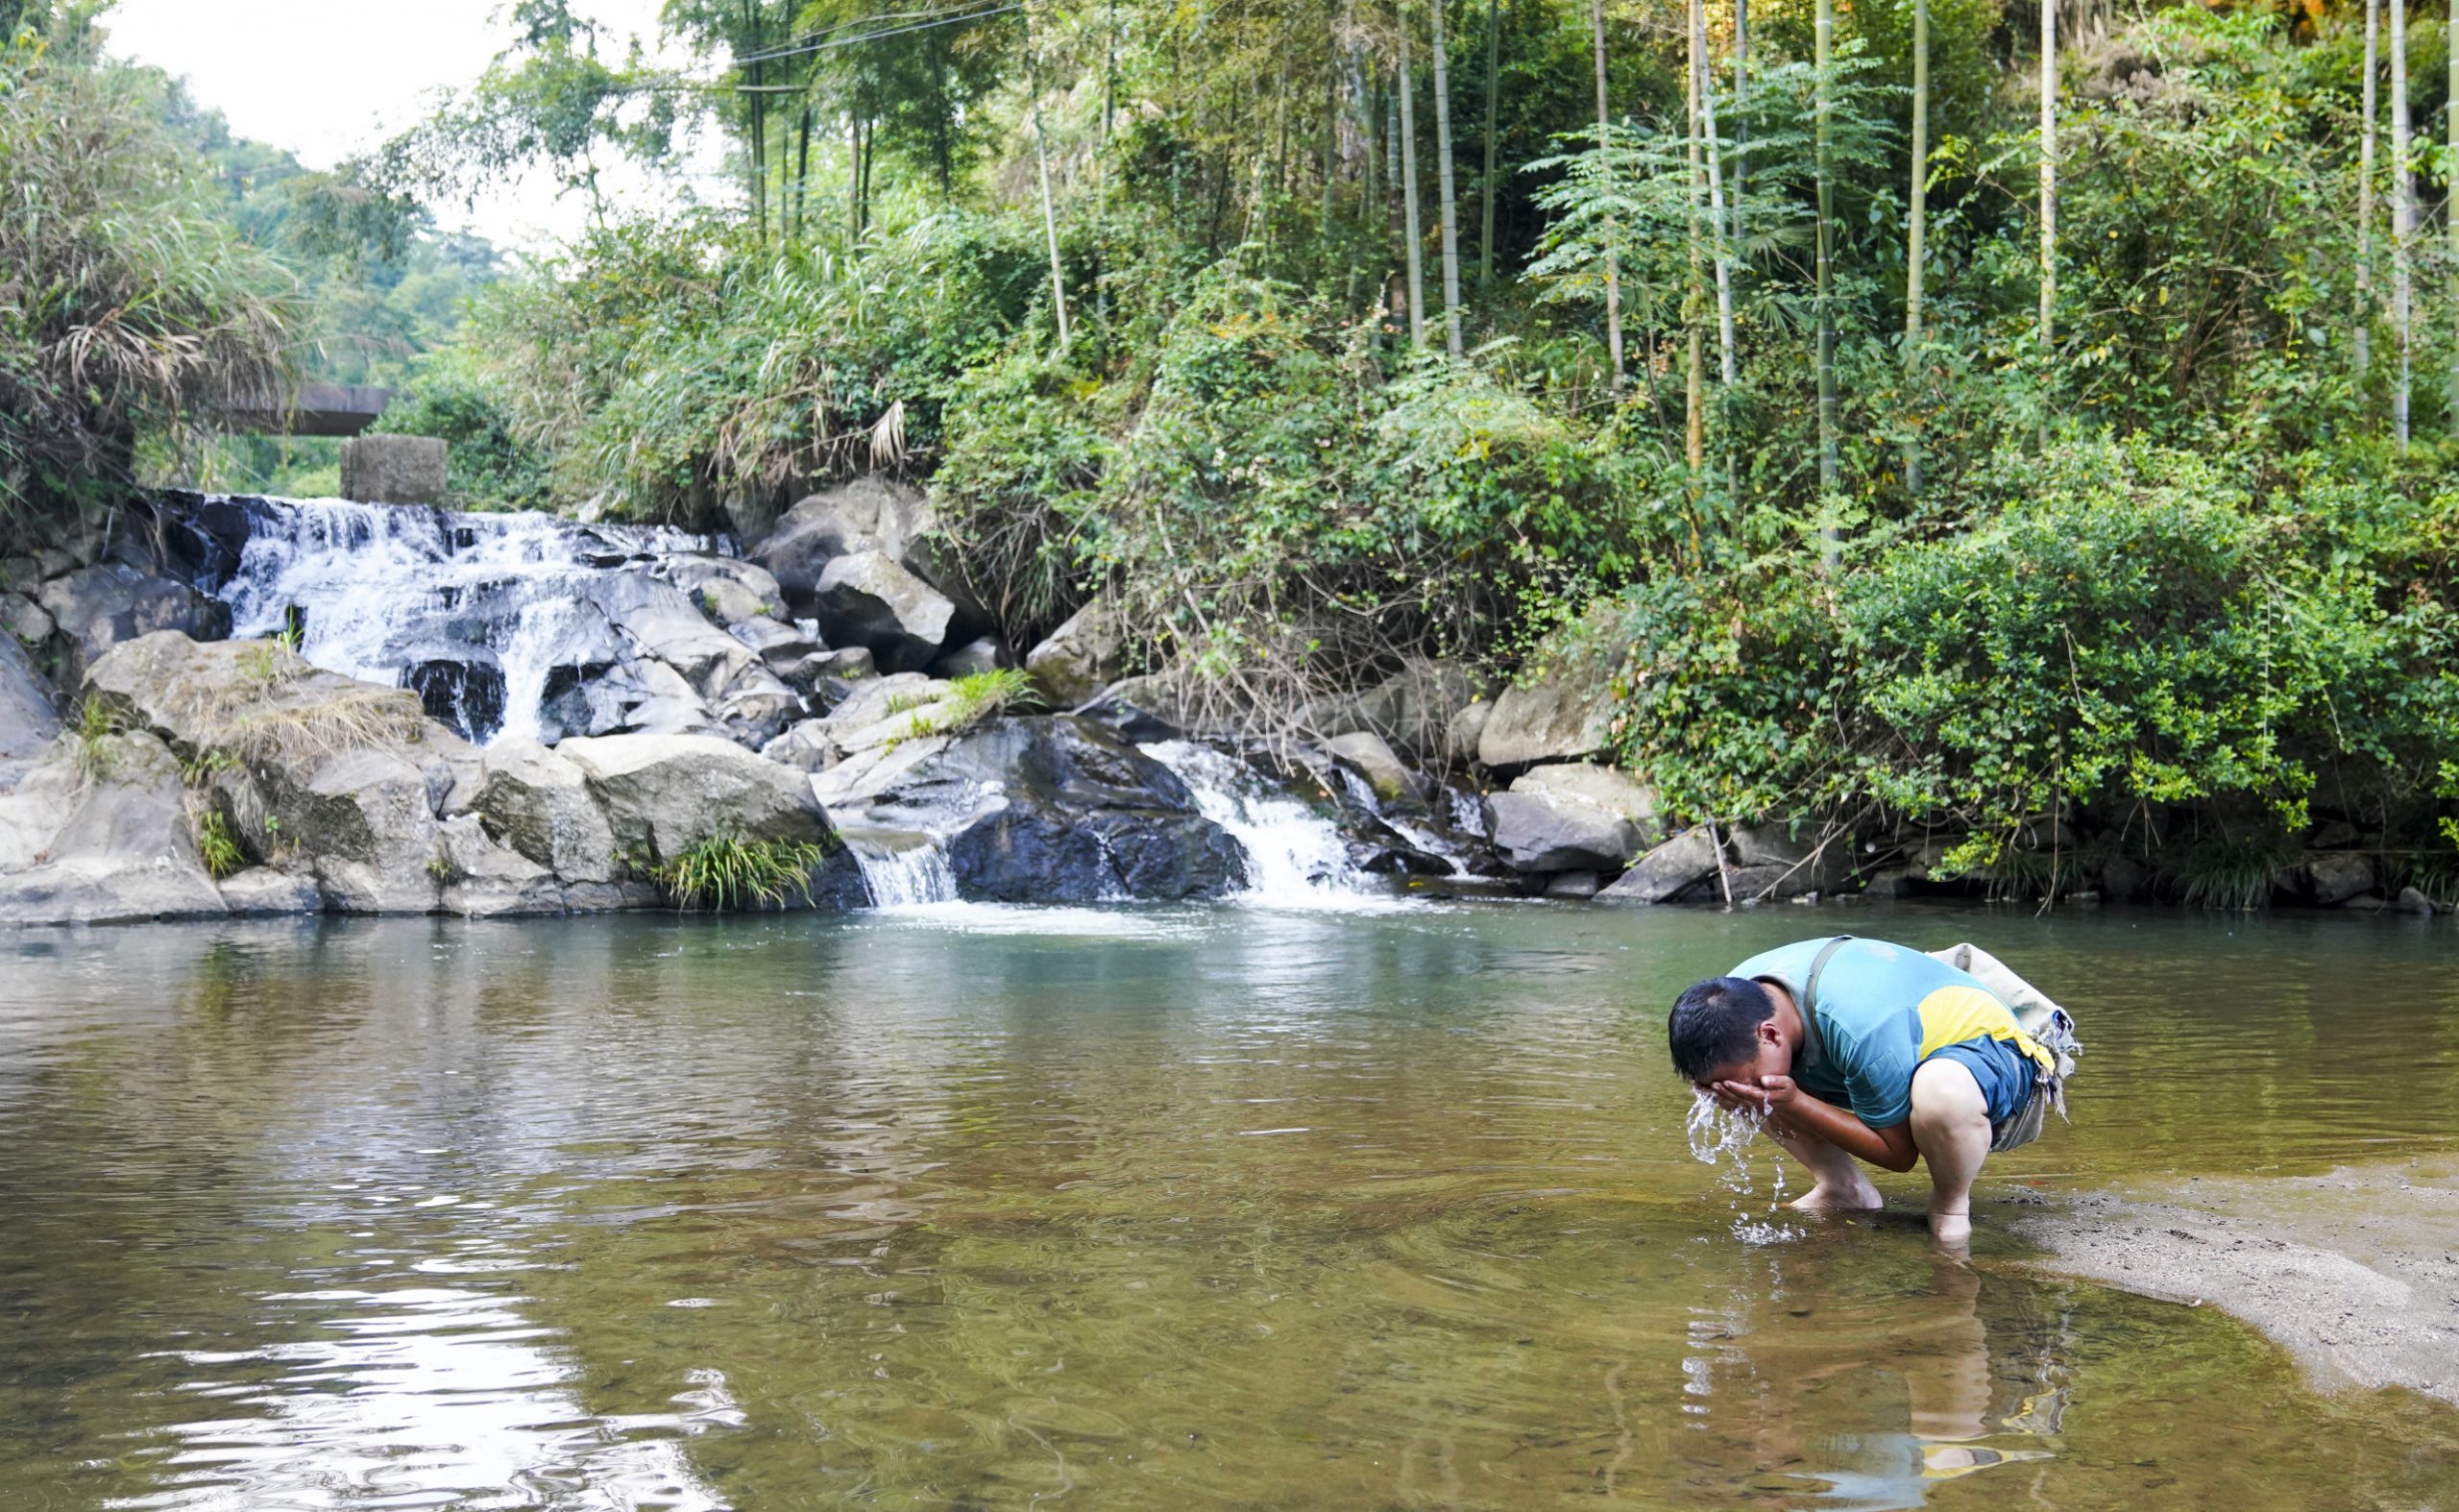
[1767,1124,1882,1210]
[1909,1058,1992,1246]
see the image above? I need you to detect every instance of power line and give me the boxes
[721,2,1018,69]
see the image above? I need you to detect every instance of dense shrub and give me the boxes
[0,22,293,543]
[1614,439,2459,879]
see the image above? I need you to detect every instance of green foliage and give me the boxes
[0,19,294,541]
[191,806,246,880]
[909,668,1040,737]
[648,830,831,912]
[67,696,121,783]
[934,269,1637,730]
[1615,439,2459,871]
[451,211,1044,522]
[371,349,553,510]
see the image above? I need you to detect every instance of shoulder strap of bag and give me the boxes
[1801,935,1855,1022]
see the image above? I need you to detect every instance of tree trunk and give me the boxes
[1732,0,1746,243]
[1479,0,1500,287]
[2392,0,2411,447]
[1031,85,1071,351]
[1814,0,1836,492]
[1399,4,1428,347]
[2357,0,2377,380]
[1430,0,1465,354]
[1685,0,1706,472]
[1694,0,1735,389]
[1905,0,1927,492]
[2038,0,2056,362]
[1591,0,1623,390]
[2447,0,2455,427]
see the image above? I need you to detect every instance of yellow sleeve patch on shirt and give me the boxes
[1917,985,2055,1072]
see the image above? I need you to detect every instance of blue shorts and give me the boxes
[1927,1036,2035,1124]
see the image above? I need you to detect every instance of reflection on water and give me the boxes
[1,902,2455,1507]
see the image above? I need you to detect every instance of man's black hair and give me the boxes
[1668,976,1777,1082]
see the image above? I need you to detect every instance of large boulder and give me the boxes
[835,716,1248,903]
[1326,730,1419,805]
[811,551,954,673]
[1343,659,1476,757]
[1490,761,1659,871]
[0,731,230,925]
[555,732,836,862]
[474,738,621,884]
[81,632,474,915]
[2301,850,2375,908]
[1484,791,1643,873]
[1477,603,1625,768]
[264,746,448,914]
[0,632,58,760]
[754,476,934,607]
[37,562,231,689]
[1596,828,1724,905]
[1024,597,1129,707]
[435,813,568,916]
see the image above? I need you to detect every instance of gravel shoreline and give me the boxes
[2011,1157,2459,1404]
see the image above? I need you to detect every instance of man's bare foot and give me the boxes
[1789,1178,1883,1211]
[1929,1209,1973,1247]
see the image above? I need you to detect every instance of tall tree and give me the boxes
[1479,0,1499,287]
[1904,0,1927,491]
[1026,10,1069,351]
[2392,0,2411,446]
[1590,0,1623,389]
[1399,2,1427,346]
[1693,0,1734,389]
[2039,0,2057,364]
[2447,0,2456,427]
[1430,0,1465,354]
[1685,0,1706,471]
[2357,0,2377,380]
[1814,0,1836,492]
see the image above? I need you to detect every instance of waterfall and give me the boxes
[201,497,710,744]
[1139,741,1378,906]
[841,831,960,909]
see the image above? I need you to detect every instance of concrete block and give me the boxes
[342,436,450,505]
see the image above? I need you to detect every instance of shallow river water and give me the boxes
[4,900,2456,1509]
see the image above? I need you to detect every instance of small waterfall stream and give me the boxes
[202,497,712,744]
[1140,741,1377,906]
[841,832,961,909]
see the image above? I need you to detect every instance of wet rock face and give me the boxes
[37,562,231,690]
[842,716,1249,903]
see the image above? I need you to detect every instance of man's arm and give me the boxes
[1713,1075,1920,1172]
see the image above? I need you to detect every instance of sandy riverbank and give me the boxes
[2010,1157,2459,1404]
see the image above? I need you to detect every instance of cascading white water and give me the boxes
[207,497,709,744]
[1138,740,1378,906]
[841,833,960,909]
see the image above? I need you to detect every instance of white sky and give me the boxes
[104,0,728,253]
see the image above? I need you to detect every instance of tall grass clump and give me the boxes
[648,830,830,912]
[0,15,295,545]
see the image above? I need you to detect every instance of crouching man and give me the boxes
[1668,935,2072,1246]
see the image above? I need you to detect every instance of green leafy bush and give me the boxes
[1616,439,2459,879]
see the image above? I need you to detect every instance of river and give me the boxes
[3,900,2454,1508]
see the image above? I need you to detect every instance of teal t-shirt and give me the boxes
[1727,936,2051,1128]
